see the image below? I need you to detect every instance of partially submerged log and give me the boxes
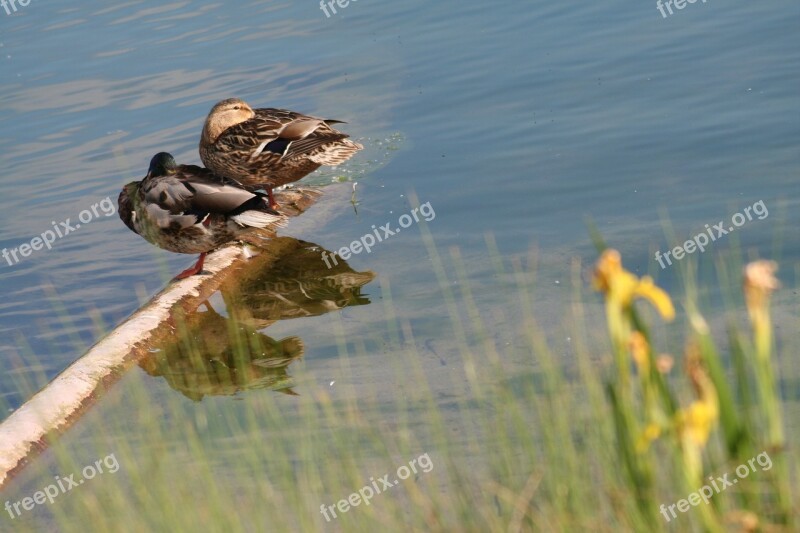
[0,185,339,489]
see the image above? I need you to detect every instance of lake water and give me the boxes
[0,0,798,529]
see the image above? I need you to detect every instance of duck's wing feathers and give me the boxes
[142,166,284,228]
[144,203,198,230]
[219,108,350,166]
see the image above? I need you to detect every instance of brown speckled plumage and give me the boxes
[199,98,363,191]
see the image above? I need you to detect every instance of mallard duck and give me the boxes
[118,152,287,279]
[199,98,363,208]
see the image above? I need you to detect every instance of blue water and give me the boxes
[0,0,798,522]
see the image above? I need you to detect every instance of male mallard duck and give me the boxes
[199,98,363,208]
[118,152,287,279]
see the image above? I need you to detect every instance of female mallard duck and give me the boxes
[199,98,363,208]
[118,152,287,279]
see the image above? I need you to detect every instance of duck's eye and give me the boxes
[233,106,240,110]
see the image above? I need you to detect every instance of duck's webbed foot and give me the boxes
[174,252,207,280]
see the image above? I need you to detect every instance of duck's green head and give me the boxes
[147,152,178,178]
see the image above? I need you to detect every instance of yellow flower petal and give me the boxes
[635,277,675,321]
[593,249,622,293]
[677,400,718,447]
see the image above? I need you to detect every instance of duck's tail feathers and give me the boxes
[308,138,364,166]
[231,210,287,229]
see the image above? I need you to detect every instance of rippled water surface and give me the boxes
[0,0,798,528]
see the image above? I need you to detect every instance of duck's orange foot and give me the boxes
[174,252,207,280]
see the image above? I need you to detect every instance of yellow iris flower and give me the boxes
[676,399,718,447]
[593,249,675,321]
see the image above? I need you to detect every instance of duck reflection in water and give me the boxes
[139,237,375,400]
